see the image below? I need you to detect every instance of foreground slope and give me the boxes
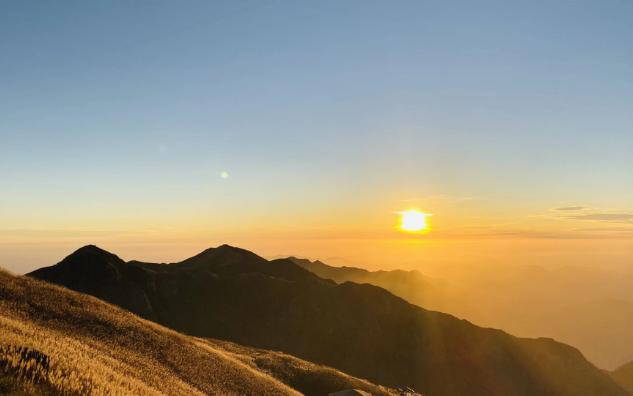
[30,245,630,396]
[0,268,392,395]
[207,339,401,396]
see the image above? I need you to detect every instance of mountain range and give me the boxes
[0,267,393,395]
[27,244,631,396]
[290,257,633,371]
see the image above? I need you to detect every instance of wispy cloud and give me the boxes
[550,204,633,225]
[569,213,633,223]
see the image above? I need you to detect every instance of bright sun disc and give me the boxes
[399,210,430,232]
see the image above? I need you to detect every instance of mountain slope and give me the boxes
[509,299,633,371]
[0,267,393,395]
[208,339,401,396]
[292,257,633,370]
[611,361,633,395]
[288,257,450,311]
[29,245,630,396]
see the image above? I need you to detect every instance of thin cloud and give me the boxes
[555,206,586,211]
[570,213,633,223]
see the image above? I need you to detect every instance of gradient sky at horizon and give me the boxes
[1,1,632,273]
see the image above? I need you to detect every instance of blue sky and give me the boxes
[1,1,632,271]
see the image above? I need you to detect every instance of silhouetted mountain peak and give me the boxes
[196,244,240,255]
[27,244,129,290]
[70,244,122,260]
[173,246,327,284]
[45,245,125,274]
[176,244,267,269]
[29,245,154,319]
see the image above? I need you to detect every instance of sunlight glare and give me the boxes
[398,210,431,233]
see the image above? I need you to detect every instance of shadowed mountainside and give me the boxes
[612,362,633,395]
[0,268,393,395]
[509,299,633,371]
[287,257,453,312]
[291,257,633,370]
[29,245,630,396]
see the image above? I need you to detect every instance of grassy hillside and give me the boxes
[208,339,400,396]
[0,268,394,395]
[0,372,49,395]
[29,245,630,396]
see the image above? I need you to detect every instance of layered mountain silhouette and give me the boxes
[287,257,452,312]
[29,245,630,396]
[292,257,633,371]
[0,268,393,395]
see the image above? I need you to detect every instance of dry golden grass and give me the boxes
[205,339,396,396]
[0,268,299,395]
[0,268,397,395]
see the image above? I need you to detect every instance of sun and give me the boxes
[398,209,431,233]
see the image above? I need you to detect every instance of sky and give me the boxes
[1,0,632,273]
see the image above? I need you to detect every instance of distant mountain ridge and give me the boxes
[291,256,633,371]
[29,245,631,396]
[287,257,450,311]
